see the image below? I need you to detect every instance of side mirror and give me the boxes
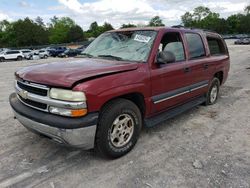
[156,51,176,64]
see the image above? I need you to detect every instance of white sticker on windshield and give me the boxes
[134,34,151,43]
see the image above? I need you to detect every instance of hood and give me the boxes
[16,58,138,88]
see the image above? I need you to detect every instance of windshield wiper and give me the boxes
[98,55,124,61]
[80,52,93,58]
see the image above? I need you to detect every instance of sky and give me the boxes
[0,0,249,29]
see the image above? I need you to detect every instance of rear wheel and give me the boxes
[17,56,22,61]
[0,57,4,62]
[205,77,220,105]
[44,55,48,59]
[96,99,142,158]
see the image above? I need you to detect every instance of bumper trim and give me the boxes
[13,110,96,149]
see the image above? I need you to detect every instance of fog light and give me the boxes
[49,106,87,117]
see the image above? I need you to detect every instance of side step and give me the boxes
[144,96,206,127]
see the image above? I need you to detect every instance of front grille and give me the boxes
[18,94,47,110]
[17,81,48,96]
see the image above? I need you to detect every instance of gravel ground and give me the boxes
[0,40,249,188]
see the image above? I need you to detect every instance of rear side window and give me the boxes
[6,51,19,54]
[207,37,226,55]
[185,33,205,59]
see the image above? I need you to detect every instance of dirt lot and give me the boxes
[0,40,249,188]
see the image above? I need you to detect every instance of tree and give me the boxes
[35,16,45,27]
[102,22,114,32]
[120,23,136,28]
[245,5,250,14]
[193,6,211,21]
[67,25,84,42]
[181,12,193,27]
[148,16,165,26]
[49,17,75,44]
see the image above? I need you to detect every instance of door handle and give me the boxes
[184,67,191,73]
[204,64,209,69]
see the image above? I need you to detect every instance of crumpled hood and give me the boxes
[16,58,138,88]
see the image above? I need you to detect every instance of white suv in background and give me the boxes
[0,50,24,62]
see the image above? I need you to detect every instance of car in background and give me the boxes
[0,48,9,52]
[58,49,82,58]
[234,38,250,45]
[20,49,32,59]
[0,50,24,62]
[49,46,67,57]
[26,49,49,60]
[38,49,49,59]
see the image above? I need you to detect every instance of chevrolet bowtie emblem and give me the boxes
[20,90,28,99]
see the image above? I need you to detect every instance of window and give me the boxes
[207,37,226,55]
[159,32,185,62]
[6,51,18,54]
[83,30,157,62]
[185,33,205,59]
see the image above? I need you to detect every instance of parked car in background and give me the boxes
[0,50,24,62]
[20,49,32,59]
[234,38,250,45]
[49,46,67,57]
[0,48,9,52]
[58,49,82,58]
[38,50,49,59]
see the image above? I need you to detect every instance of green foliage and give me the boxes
[181,5,250,34]
[148,16,165,26]
[120,23,137,28]
[67,25,85,42]
[84,21,114,38]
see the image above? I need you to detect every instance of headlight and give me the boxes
[50,88,86,102]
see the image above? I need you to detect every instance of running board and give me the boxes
[144,96,206,127]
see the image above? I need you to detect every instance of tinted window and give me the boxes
[185,33,205,59]
[6,51,19,54]
[207,37,226,55]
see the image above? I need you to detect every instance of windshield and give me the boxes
[82,30,157,62]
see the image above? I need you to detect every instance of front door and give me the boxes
[150,31,190,114]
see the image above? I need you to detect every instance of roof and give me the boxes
[109,26,219,35]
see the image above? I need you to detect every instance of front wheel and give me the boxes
[96,99,142,158]
[205,77,220,105]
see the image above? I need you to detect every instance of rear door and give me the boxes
[150,31,190,114]
[182,32,210,98]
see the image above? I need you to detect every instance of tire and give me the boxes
[17,56,22,61]
[95,98,142,158]
[205,77,220,105]
[0,57,4,62]
[44,55,48,59]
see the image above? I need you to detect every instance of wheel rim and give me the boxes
[110,114,134,148]
[210,85,218,103]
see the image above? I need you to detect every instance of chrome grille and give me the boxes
[15,80,49,112]
[15,80,86,113]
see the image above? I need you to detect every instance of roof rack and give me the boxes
[171,25,185,28]
[171,25,217,34]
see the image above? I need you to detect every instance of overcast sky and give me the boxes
[0,0,249,29]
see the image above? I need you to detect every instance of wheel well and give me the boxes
[214,71,223,85]
[101,93,145,117]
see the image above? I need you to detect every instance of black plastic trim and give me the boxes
[9,93,98,129]
[152,80,208,103]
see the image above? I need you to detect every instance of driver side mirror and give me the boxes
[156,51,176,64]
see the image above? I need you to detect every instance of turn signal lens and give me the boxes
[71,109,88,117]
[49,106,87,117]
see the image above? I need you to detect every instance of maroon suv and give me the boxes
[9,27,230,158]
